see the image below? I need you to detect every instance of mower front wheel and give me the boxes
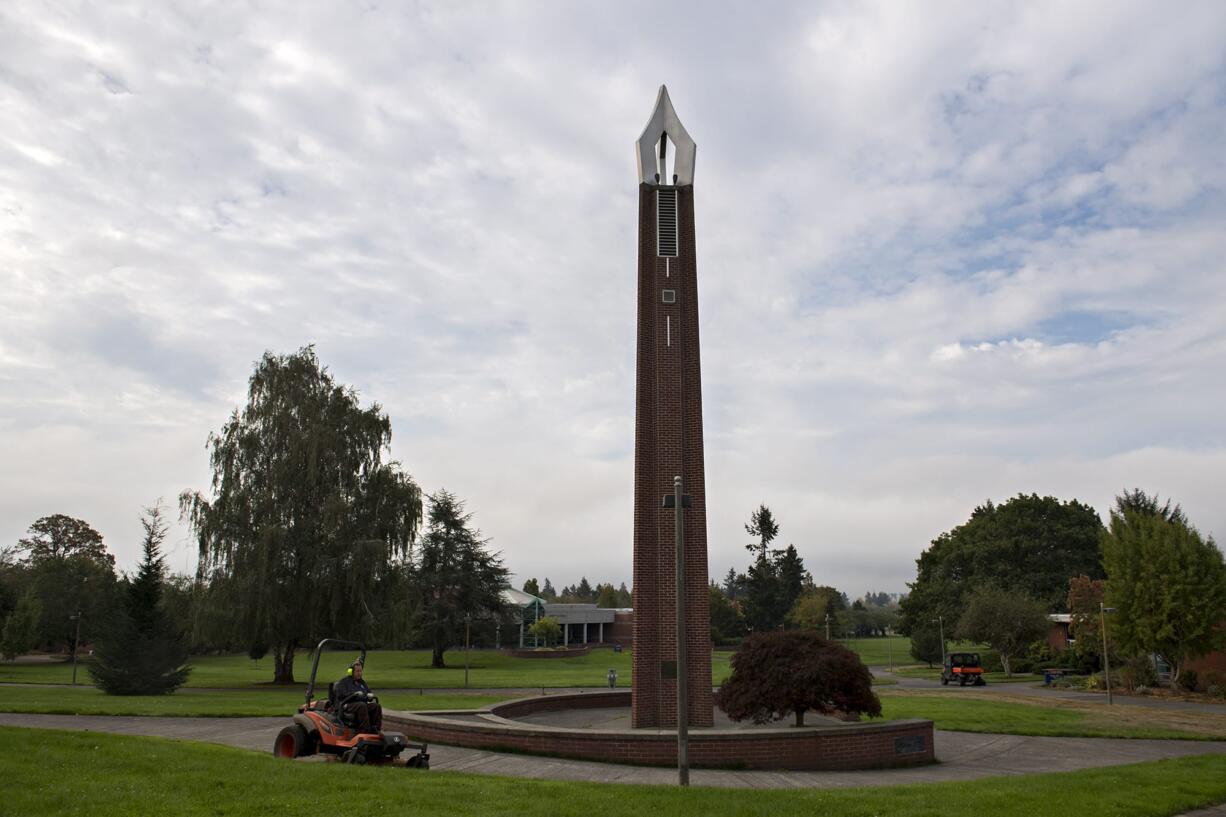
[273,725,310,759]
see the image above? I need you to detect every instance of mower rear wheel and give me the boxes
[273,725,309,759]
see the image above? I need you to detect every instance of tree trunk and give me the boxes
[432,644,446,668]
[273,642,297,684]
[794,710,805,727]
[1001,654,1012,677]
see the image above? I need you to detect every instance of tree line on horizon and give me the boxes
[519,577,632,608]
[3,345,1222,693]
[900,491,1226,688]
[0,347,511,685]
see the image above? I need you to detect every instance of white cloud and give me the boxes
[1,1,1223,598]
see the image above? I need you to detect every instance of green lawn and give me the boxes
[0,685,511,717]
[0,649,640,689]
[5,728,1226,817]
[831,636,910,666]
[0,644,897,690]
[878,694,1220,740]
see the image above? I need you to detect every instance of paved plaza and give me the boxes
[2,709,1224,790]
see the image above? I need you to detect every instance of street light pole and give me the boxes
[1100,603,1116,705]
[464,614,472,690]
[70,611,82,686]
[661,476,693,787]
[933,616,946,667]
[672,475,689,788]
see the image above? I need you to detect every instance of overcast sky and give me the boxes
[2,1,1224,599]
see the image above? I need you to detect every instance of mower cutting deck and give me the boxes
[272,638,429,768]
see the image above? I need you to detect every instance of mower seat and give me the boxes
[326,682,337,712]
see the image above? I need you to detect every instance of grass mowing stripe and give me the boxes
[3,727,1226,817]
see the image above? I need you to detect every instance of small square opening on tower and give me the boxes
[662,289,676,304]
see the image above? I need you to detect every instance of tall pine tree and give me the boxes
[90,504,191,695]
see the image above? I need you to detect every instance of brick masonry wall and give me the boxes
[608,611,634,646]
[633,182,714,728]
[385,692,935,771]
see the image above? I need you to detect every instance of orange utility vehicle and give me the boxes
[272,638,429,767]
[941,652,986,686]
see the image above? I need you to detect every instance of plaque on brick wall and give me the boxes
[660,660,677,679]
[894,735,926,755]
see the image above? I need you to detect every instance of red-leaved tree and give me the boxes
[715,630,881,726]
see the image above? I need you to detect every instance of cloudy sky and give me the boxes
[2,1,1224,598]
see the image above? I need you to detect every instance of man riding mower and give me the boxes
[272,639,429,767]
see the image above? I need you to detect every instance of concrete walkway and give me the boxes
[2,712,1225,789]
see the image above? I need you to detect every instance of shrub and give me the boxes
[1026,641,1058,667]
[527,616,562,647]
[715,630,881,727]
[909,626,943,667]
[1117,655,1158,690]
[1179,669,1199,693]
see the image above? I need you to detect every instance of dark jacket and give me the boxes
[335,675,372,702]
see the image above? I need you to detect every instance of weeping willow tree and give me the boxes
[181,347,422,683]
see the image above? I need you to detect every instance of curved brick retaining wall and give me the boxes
[385,691,934,771]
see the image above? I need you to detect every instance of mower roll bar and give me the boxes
[304,638,367,706]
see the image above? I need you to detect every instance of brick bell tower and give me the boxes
[631,86,714,729]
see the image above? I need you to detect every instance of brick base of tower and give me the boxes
[631,182,714,729]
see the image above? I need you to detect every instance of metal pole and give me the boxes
[888,632,893,671]
[464,616,471,690]
[938,617,946,667]
[1101,603,1112,706]
[71,612,82,686]
[674,475,689,787]
[825,613,830,641]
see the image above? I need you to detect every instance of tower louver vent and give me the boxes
[657,189,678,257]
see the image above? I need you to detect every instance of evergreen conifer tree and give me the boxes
[90,504,191,695]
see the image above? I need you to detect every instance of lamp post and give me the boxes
[662,475,692,787]
[464,614,472,690]
[824,613,831,641]
[1100,603,1117,705]
[932,616,946,668]
[69,611,83,686]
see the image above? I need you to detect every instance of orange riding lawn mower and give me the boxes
[272,639,430,768]
[941,651,987,686]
